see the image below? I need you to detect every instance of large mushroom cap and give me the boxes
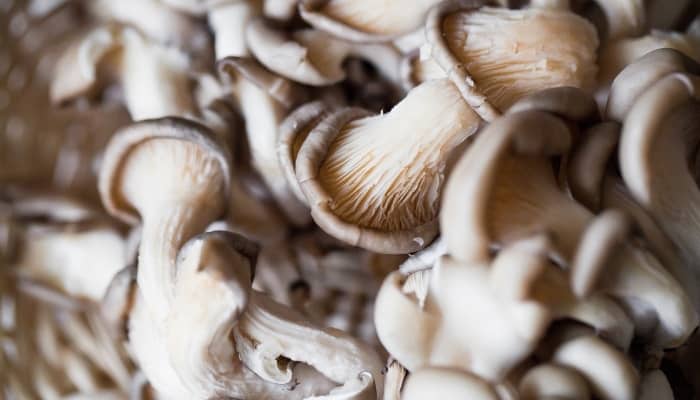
[98,117,232,225]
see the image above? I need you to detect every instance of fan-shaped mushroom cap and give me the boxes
[99,117,231,319]
[375,237,551,380]
[518,363,590,400]
[296,78,479,253]
[425,1,598,119]
[402,367,500,400]
[299,0,444,43]
[246,19,402,86]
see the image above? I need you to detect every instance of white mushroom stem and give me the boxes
[208,1,259,59]
[552,335,639,400]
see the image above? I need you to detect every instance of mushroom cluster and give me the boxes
[2,0,700,398]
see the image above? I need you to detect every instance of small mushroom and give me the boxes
[299,0,444,43]
[295,78,479,253]
[424,1,598,117]
[401,367,500,400]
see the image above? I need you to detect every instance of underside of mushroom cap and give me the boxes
[296,79,479,253]
[99,117,232,225]
[427,2,599,117]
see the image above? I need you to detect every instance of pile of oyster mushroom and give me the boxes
[2,0,700,398]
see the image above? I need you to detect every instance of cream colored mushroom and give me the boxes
[552,335,639,400]
[402,367,500,400]
[518,363,591,400]
[299,0,444,43]
[246,19,402,86]
[440,91,697,348]
[208,1,261,59]
[423,1,598,117]
[219,59,312,226]
[295,78,479,253]
[615,58,700,311]
[51,25,196,121]
[375,237,551,380]
[98,118,232,320]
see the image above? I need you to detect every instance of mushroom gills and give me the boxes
[318,78,479,232]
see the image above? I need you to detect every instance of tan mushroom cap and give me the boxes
[299,0,443,43]
[99,117,231,225]
[425,1,598,120]
[296,78,478,254]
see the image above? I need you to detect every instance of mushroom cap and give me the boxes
[440,108,572,263]
[426,1,598,119]
[402,367,500,400]
[299,0,443,43]
[98,117,232,225]
[297,107,438,253]
[218,56,309,109]
[606,48,700,122]
[277,101,333,204]
[518,363,590,400]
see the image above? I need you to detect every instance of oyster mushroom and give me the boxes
[98,118,232,320]
[246,19,402,86]
[208,1,261,59]
[375,237,551,379]
[264,0,298,21]
[423,1,598,117]
[51,25,197,121]
[518,363,591,400]
[219,59,311,225]
[295,78,479,253]
[124,230,383,399]
[299,0,443,43]
[592,0,645,40]
[402,367,500,400]
[552,335,638,400]
[615,59,700,309]
[440,90,697,348]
